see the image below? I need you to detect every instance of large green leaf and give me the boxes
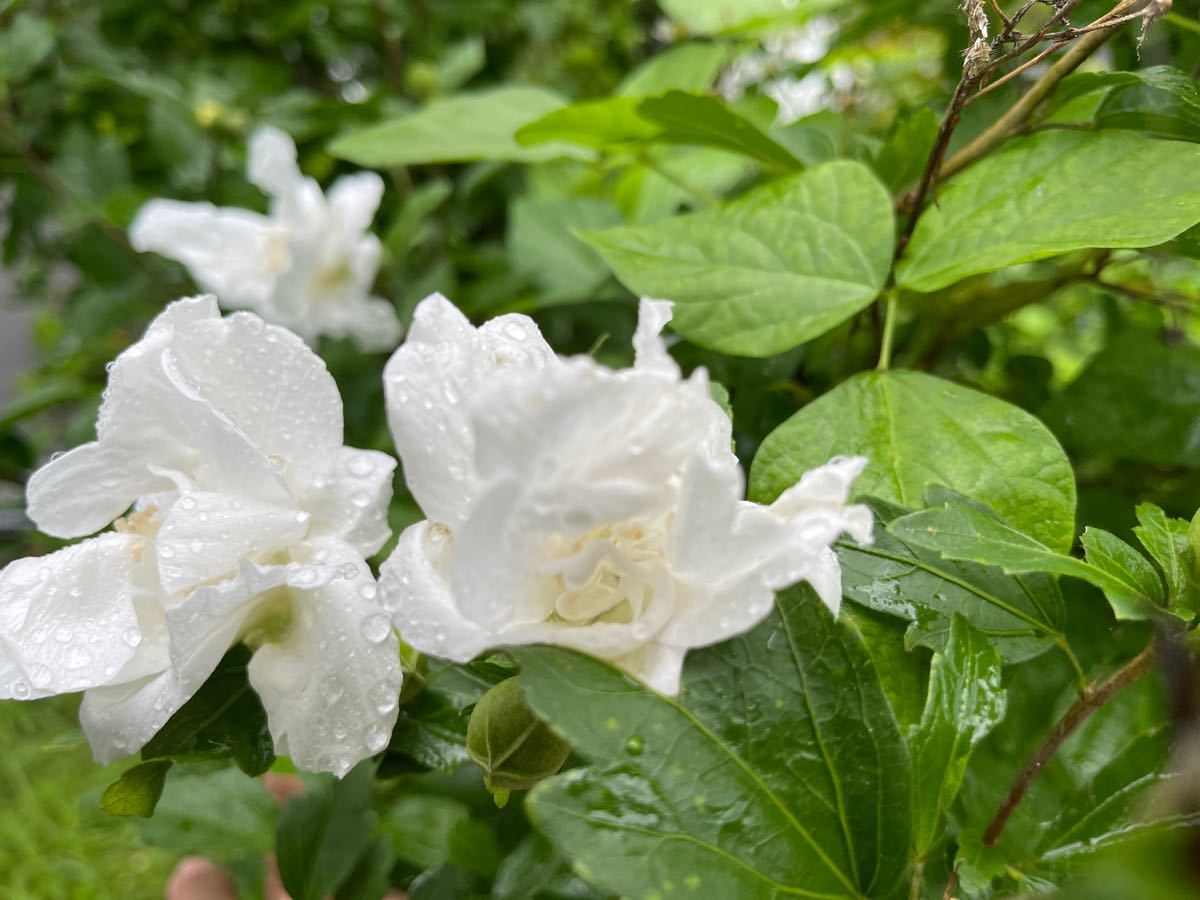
[658,0,846,35]
[516,91,802,172]
[1041,328,1200,469]
[507,197,623,303]
[616,43,730,97]
[1096,66,1200,142]
[908,617,1005,857]
[750,370,1077,551]
[897,131,1200,292]
[276,762,378,900]
[839,499,1066,663]
[638,91,803,171]
[583,161,893,356]
[889,502,1165,620]
[520,586,911,899]
[329,87,586,166]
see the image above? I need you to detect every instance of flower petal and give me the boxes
[0,533,145,699]
[130,200,287,304]
[95,299,292,507]
[380,521,492,662]
[156,492,311,595]
[383,293,555,527]
[168,310,345,488]
[25,442,148,538]
[300,448,396,558]
[164,559,321,695]
[328,173,384,237]
[614,642,686,696]
[80,669,189,764]
[248,543,402,776]
[247,125,304,197]
[632,297,678,375]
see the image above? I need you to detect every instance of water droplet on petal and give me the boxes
[360,614,391,644]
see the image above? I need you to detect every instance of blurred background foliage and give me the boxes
[2,0,1200,897]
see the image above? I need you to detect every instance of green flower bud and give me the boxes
[467,677,570,796]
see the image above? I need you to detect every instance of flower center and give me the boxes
[538,518,668,628]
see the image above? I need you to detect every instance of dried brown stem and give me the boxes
[982,643,1158,847]
[937,21,1120,183]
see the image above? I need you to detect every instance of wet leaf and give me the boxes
[908,617,1005,856]
[99,760,172,818]
[839,498,1065,663]
[520,586,911,899]
[751,370,1077,551]
[583,161,893,355]
[898,131,1200,292]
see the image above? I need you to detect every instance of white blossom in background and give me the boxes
[130,126,401,352]
[379,295,872,696]
[717,16,843,125]
[0,296,402,776]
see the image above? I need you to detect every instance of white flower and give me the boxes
[129,126,401,352]
[378,294,872,695]
[0,296,402,776]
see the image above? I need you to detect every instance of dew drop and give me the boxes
[368,681,397,715]
[360,613,391,644]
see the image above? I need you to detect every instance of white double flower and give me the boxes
[379,295,872,695]
[131,127,401,352]
[0,297,401,775]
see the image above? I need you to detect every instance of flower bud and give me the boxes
[466,677,570,797]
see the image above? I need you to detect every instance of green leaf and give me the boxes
[335,836,395,900]
[909,617,1005,857]
[840,498,1065,663]
[889,503,1165,619]
[516,97,658,149]
[382,795,501,878]
[638,91,803,171]
[142,645,275,776]
[508,197,622,303]
[658,0,846,36]
[0,13,56,86]
[329,87,587,166]
[1041,328,1200,468]
[276,762,378,900]
[1079,528,1166,614]
[521,586,911,899]
[1134,503,1197,611]
[583,161,894,356]
[897,131,1200,292]
[616,43,729,97]
[1096,66,1200,142]
[1037,726,1172,864]
[750,370,1077,551]
[517,91,802,172]
[872,107,938,194]
[136,767,278,856]
[492,833,608,900]
[99,760,172,818]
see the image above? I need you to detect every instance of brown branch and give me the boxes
[942,865,959,900]
[983,643,1158,847]
[894,76,978,261]
[937,22,1121,184]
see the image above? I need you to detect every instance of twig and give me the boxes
[942,865,959,900]
[936,22,1120,184]
[894,77,977,260]
[982,643,1158,847]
